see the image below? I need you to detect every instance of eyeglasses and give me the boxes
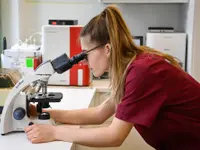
[82,44,105,61]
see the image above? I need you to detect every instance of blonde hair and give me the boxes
[80,5,181,105]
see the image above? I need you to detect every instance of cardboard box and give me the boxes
[0,89,11,113]
[0,68,22,114]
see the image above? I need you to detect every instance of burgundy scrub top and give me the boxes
[116,53,200,150]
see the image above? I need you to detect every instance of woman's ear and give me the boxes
[105,43,111,57]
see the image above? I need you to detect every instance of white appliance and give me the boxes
[1,49,42,75]
[146,32,187,70]
[41,25,91,86]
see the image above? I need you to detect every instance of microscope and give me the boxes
[1,52,87,135]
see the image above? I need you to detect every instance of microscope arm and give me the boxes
[1,52,87,134]
[0,60,55,134]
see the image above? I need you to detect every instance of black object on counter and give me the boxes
[0,107,3,114]
[3,37,7,50]
[49,20,78,25]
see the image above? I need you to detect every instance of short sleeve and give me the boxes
[115,64,166,128]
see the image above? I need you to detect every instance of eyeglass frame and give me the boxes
[82,44,106,61]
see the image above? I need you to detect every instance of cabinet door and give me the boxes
[98,92,113,123]
[75,127,155,150]
[75,145,99,150]
[75,92,154,150]
[75,125,101,150]
[71,144,76,150]
[98,127,155,150]
[85,92,155,150]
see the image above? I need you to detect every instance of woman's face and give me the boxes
[80,36,110,77]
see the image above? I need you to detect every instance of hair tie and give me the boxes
[101,11,106,17]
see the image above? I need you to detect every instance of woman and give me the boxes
[25,5,200,150]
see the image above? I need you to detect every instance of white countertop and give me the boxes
[0,88,96,150]
[48,79,110,93]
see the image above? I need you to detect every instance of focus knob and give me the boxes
[38,112,50,120]
[13,107,26,120]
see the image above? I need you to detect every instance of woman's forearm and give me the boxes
[44,98,115,125]
[44,107,103,125]
[54,125,121,147]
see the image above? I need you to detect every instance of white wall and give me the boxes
[3,0,199,80]
[180,0,200,82]
[118,3,183,37]
[0,1,2,50]
[190,0,200,81]
[1,0,20,48]
[18,0,105,44]
[181,0,195,74]
[1,0,183,46]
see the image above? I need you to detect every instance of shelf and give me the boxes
[99,0,189,3]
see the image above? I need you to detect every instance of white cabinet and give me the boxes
[92,92,113,123]
[99,0,189,3]
[75,91,155,150]
[75,127,154,150]
[98,128,155,150]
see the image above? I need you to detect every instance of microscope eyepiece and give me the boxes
[51,52,87,74]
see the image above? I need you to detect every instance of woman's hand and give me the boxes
[24,124,57,144]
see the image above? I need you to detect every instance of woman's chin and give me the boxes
[93,71,103,78]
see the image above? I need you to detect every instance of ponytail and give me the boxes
[80,5,181,105]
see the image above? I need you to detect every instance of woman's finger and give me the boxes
[27,134,34,140]
[27,129,34,137]
[31,137,43,144]
[24,125,34,133]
